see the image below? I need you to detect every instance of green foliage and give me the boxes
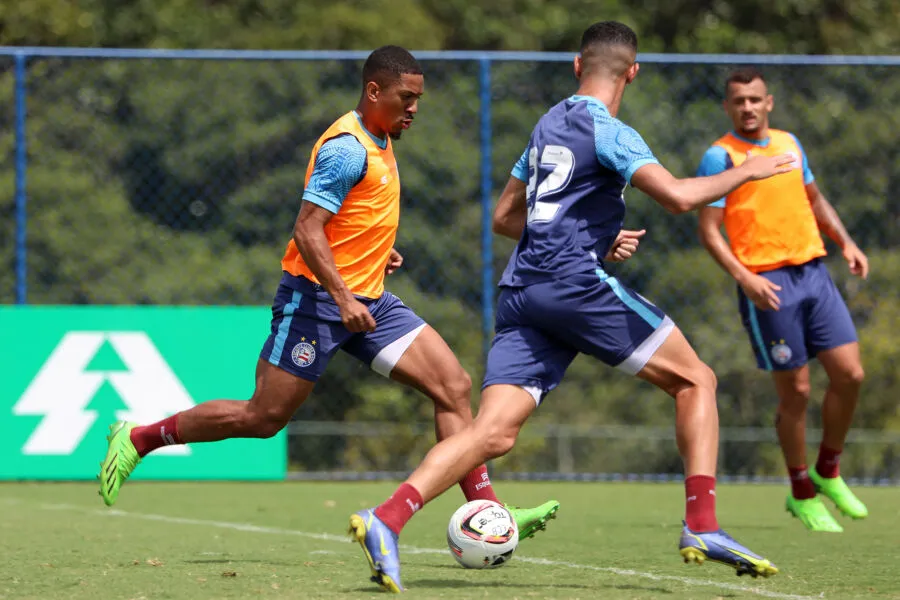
[1,0,898,476]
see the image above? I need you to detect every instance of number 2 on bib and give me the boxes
[526,144,574,225]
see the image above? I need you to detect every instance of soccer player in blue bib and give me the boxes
[350,23,795,591]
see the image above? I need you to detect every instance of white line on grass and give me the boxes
[4,498,822,600]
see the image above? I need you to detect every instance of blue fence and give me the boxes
[2,48,898,478]
[6,48,900,340]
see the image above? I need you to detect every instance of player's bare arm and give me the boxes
[293,201,377,332]
[698,206,782,310]
[631,153,795,214]
[806,182,869,279]
[492,176,528,239]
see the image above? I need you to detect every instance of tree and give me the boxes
[1,0,897,476]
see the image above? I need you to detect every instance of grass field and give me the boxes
[2,481,898,599]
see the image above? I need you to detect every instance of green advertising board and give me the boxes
[0,306,285,480]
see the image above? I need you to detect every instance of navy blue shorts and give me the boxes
[259,273,426,381]
[739,259,857,371]
[483,270,675,403]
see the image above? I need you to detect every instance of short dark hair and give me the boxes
[725,67,766,95]
[579,21,638,77]
[362,45,422,88]
[580,21,638,56]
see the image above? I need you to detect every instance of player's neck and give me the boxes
[574,81,624,117]
[734,125,769,141]
[354,105,388,141]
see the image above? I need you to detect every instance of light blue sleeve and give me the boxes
[696,146,730,208]
[586,104,659,185]
[511,146,529,182]
[302,134,368,214]
[788,133,815,185]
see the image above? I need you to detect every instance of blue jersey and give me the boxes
[499,95,659,287]
[303,134,368,213]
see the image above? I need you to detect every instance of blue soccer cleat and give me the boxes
[348,509,404,593]
[679,522,778,578]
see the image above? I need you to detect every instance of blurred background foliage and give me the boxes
[1,0,897,477]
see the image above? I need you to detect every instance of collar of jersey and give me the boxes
[353,110,388,149]
[568,94,610,114]
[730,130,770,147]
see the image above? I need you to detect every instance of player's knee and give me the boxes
[478,423,518,460]
[669,362,717,398]
[783,378,811,403]
[778,381,810,414]
[255,416,288,439]
[433,369,473,413]
[447,368,473,403]
[833,364,865,389]
[696,363,717,393]
[483,435,516,461]
[245,404,292,439]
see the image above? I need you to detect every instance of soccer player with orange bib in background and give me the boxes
[98,46,558,545]
[697,68,870,533]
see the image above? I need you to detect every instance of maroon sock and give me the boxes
[130,414,183,458]
[789,465,817,499]
[374,483,424,535]
[458,465,500,503]
[684,475,718,532]
[815,445,842,479]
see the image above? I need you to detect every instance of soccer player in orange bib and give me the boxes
[697,68,870,533]
[98,46,558,543]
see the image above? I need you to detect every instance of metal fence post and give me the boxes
[479,58,493,358]
[14,52,28,305]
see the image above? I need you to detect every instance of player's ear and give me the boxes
[625,62,639,84]
[573,55,583,79]
[765,93,774,113]
[365,80,380,103]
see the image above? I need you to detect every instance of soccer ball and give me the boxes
[446,500,519,569]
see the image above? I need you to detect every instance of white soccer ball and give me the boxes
[446,500,519,569]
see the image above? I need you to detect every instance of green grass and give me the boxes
[1,481,898,599]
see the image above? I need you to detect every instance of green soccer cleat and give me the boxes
[785,495,843,532]
[98,421,141,507]
[506,500,560,540]
[809,468,869,519]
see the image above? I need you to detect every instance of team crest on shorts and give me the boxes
[291,338,317,368]
[770,340,792,365]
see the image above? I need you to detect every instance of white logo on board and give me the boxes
[12,332,194,455]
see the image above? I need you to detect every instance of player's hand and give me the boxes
[339,298,377,333]
[741,151,797,181]
[385,247,404,275]
[843,242,869,279]
[739,272,782,311]
[605,229,646,262]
